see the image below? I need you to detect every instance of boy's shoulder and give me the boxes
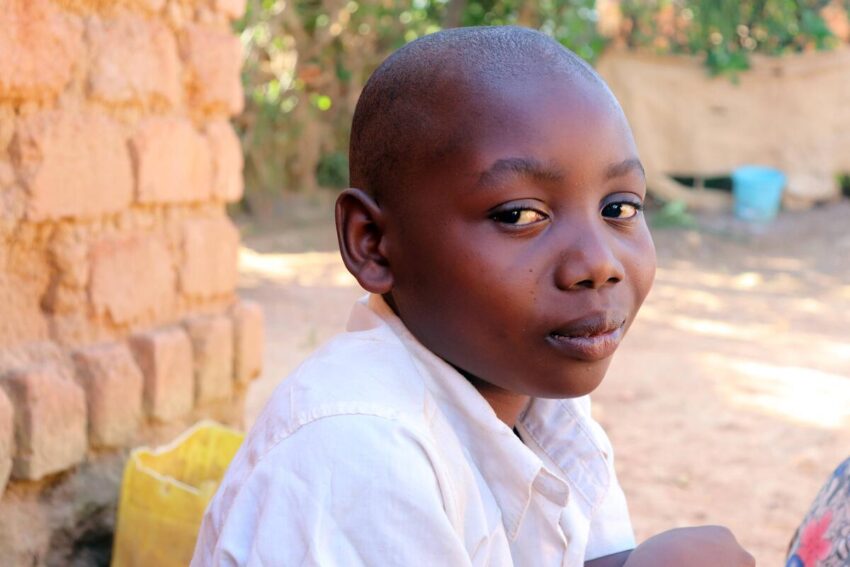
[245,320,436,458]
[192,321,471,565]
[193,320,472,564]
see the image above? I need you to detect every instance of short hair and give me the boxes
[349,26,601,201]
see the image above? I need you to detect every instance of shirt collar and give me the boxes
[520,397,611,511]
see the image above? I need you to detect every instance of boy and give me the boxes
[193,27,754,566]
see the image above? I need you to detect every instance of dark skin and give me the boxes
[389,74,651,419]
[337,69,754,567]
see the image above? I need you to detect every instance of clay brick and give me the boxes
[0,161,14,190]
[87,13,181,108]
[0,105,16,157]
[130,117,213,204]
[206,120,244,202]
[184,315,233,403]
[72,343,143,448]
[182,23,244,116]
[1,365,87,480]
[231,300,263,385]
[89,234,175,325]
[179,216,239,298]
[0,389,13,496]
[139,0,167,11]
[0,236,51,348]
[14,110,133,221]
[0,0,83,103]
[129,327,193,421]
[47,224,89,290]
[214,0,247,19]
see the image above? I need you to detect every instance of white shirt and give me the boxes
[192,295,635,566]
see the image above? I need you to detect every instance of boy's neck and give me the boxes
[463,374,530,429]
[383,293,530,427]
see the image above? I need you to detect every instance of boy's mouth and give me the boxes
[546,315,626,361]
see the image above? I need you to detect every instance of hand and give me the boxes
[623,526,755,567]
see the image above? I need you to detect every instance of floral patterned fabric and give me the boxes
[787,458,850,567]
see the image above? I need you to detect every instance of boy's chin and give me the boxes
[522,363,611,399]
[533,379,605,399]
[459,355,614,399]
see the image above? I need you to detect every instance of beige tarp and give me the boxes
[598,48,850,209]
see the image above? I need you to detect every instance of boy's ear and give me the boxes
[335,188,393,294]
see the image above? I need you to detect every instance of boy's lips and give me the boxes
[546,314,626,361]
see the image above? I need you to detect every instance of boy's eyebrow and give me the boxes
[476,157,645,189]
[606,158,645,180]
[476,157,565,188]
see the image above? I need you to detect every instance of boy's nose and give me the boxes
[553,228,625,291]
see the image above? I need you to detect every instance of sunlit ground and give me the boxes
[709,358,850,429]
[635,263,850,430]
[238,247,357,288]
[237,198,850,565]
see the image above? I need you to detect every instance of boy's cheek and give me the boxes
[629,235,657,304]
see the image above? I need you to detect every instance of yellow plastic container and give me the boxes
[111,421,244,567]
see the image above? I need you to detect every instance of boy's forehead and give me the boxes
[380,77,633,224]
[438,66,611,122]
[418,69,624,172]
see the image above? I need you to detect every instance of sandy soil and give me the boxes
[237,193,850,565]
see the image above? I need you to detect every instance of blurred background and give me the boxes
[232,1,850,565]
[232,0,850,210]
[1,1,848,565]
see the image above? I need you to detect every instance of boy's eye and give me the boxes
[490,208,547,226]
[601,201,642,220]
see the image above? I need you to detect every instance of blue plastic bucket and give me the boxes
[732,166,786,221]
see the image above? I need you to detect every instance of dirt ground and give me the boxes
[236,193,850,565]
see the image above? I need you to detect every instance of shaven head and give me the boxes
[349,26,605,202]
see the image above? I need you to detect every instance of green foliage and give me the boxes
[619,0,841,78]
[459,0,605,61]
[651,200,698,229]
[839,173,850,197]
[316,151,349,188]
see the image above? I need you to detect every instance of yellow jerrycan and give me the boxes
[111,421,244,567]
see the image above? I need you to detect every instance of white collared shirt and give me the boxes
[192,295,635,566]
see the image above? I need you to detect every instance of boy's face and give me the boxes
[382,71,656,398]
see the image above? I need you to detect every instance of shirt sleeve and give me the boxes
[582,406,636,561]
[193,413,472,567]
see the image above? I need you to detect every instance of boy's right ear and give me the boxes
[335,188,393,294]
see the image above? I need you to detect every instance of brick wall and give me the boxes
[0,0,262,562]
